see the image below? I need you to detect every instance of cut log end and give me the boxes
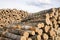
[21,36,27,40]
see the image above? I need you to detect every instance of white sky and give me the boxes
[0,0,60,13]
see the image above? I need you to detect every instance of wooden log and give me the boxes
[45,25,51,33]
[7,28,35,37]
[37,23,44,28]
[46,13,52,26]
[7,29,21,35]
[7,29,29,38]
[9,24,22,30]
[23,31,29,37]
[1,31,21,40]
[49,29,56,40]
[0,37,12,40]
[0,28,21,40]
[37,35,41,40]
[28,38,32,40]
[35,28,43,36]
[5,22,37,30]
[43,33,48,40]
[20,36,27,40]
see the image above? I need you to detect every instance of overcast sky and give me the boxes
[0,0,60,13]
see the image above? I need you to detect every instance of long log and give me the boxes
[7,28,35,37]
[0,37,12,40]
[0,29,20,40]
[7,29,29,37]
[2,32,20,40]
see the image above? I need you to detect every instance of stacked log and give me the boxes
[0,8,60,40]
[0,9,28,27]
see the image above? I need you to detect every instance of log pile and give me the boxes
[0,8,60,40]
[0,9,28,27]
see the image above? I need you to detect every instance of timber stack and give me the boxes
[0,8,60,40]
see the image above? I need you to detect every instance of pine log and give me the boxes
[37,35,41,40]
[45,25,51,33]
[37,23,44,28]
[43,33,48,40]
[0,37,12,40]
[0,30,20,40]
